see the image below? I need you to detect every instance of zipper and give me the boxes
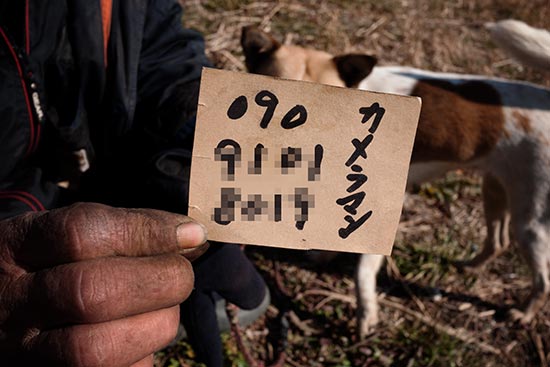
[24,0,45,153]
[0,4,46,214]
[0,26,41,156]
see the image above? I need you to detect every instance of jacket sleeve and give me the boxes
[136,0,211,142]
[104,0,212,213]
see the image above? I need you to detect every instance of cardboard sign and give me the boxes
[189,68,421,255]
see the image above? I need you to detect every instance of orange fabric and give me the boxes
[100,0,113,66]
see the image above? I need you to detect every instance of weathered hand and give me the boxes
[0,203,207,366]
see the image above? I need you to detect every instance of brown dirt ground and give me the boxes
[155,1,550,366]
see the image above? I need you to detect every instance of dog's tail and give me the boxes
[486,19,550,71]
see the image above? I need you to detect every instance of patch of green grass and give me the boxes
[364,320,494,367]
[222,332,249,367]
[393,324,464,367]
[154,341,205,367]
[418,171,481,207]
[393,230,467,288]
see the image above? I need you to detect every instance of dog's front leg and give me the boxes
[355,253,385,338]
[509,223,550,324]
[454,173,510,271]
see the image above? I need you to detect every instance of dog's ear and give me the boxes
[332,54,377,87]
[241,26,281,71]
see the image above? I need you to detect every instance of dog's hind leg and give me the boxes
[454,173,511,271]
[506,154,550,323]
[509,218,550,323]
[356,254,384,338]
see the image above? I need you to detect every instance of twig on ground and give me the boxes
[187,0,216,21]
[226,303,287,367]
[288,310,322,336]
[274,261,293,298]
[226,303,261,367]
[359,16,387,38]
[529,329,548,367]
[260,3,283,28]
[381,296,501,355]
[219,50,246,70]
[299,289,356,308]
[296,286,503,356]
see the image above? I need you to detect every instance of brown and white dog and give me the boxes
[241,20,550,337]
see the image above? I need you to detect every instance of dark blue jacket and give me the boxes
[0,0,210,218]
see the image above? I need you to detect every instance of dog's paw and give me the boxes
[508,308,534,325]
[452,259,480,274]
[358,312,379,339]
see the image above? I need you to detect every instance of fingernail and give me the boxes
[176,222,207,248]
[180,241,210,262]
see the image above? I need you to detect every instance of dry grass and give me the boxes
[182,0,549,86]
[156,1,550,366]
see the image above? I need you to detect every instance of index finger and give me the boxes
[4,203,207,268]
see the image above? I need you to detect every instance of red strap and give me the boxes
[100,0,113,66]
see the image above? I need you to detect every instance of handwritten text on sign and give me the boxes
[189,68,421,255]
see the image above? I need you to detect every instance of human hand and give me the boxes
[0,203,207,366]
